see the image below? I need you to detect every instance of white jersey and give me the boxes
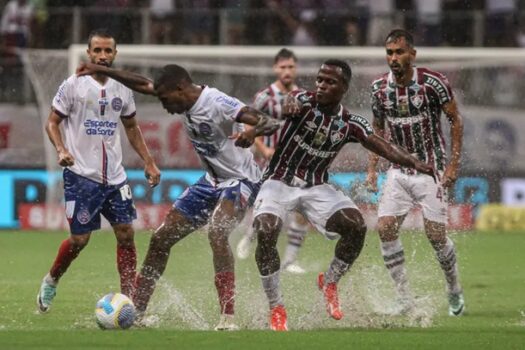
[52,75,136,185]
[184,86,261,184]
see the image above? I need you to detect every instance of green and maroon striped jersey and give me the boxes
[371,67,453,173]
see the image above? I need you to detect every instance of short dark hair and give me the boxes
[87,28,115,48]
[385,29,414,48]
[274,48,297,63]
[322,59,352,85]
[154,64,193,90]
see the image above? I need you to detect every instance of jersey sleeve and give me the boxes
[213,91,246,123]
[120,88,137,119]
[51,77,74,118]
[347,114,374,143]
[370,82,386,122]
[425,71,454,106]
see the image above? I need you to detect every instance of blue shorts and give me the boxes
[174,175,261,228]
[63,169,137,234]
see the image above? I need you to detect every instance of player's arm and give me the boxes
[233,106,281,148]
[442,99,463,189]
[282,93,303,117]
[45,109,74,167]
[121,117,161,187]
[366,116,386,192]
[361,134,435,178]
[76,62,156,96]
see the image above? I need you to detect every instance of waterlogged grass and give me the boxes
[0,229,524,349]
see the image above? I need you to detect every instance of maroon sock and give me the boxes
[49,239,81,281]
[117,243,137,298]
[214,271,235,315]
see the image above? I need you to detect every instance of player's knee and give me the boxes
[114,224,135,245]
[377,217,399,240]
[69,234,90,250]
[253,214,280,247]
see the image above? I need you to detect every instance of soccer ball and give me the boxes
[95,292,136,330]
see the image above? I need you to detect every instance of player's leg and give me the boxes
[281,211,309,274]
[37,169,104,313]
[210,178,260,331]
[253,180,294,331]
[301,184,366,320]
[134,208,196,316]
[377,169,414,311]
[134,176,214,317]
[236,207,256,260]
[418,176,464,316]
[102,182,138,298]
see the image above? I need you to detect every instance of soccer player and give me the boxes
[366,29,465,316]
[236,48,310,274]
[36,29,161,313]
[76,62,280,331]
[253,59,435,331]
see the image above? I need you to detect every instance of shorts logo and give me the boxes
[76,209,91,225]
[111,97,123,112]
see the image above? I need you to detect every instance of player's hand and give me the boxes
[76,62,100,76]
[57,149,74,167]
[441,165,458,189]
[230,129,256,148]
[144,162,161,188]
[365,170,378,192]
[282,95,302,117]
[415,161,436,182]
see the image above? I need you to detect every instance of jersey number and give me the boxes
[119,184,133,201]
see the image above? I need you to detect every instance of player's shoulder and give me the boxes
[254,85,273,99]
[419,67,449,82]
[206,86,243,109]
[344,110,374,133]
[371,73,389,92]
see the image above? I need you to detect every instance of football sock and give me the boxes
[432,237,462,294]
[117,243,137,298]
[324,256,350,284]
[261,270,283,309]
[282,223,307,267]
[214,271,235,315]
[49,239,81,282]
[381,239,411,297]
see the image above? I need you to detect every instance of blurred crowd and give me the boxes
[1,0,525,49]
[1,0,525,103]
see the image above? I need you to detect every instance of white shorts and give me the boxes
[378,168,447,224]
[253,179,358,240]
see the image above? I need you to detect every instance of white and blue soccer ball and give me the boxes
[95,292,136,330]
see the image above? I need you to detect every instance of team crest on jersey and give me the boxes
[198,123,212,136]
[76,209,91,225]
[330,130,344,144]
[111,97,123,112]
[410,94,423,108]
[313,132,327,146]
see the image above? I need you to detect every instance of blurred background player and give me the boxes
[36,29,161,313]
[253,59,435,331]
[366,29,465,316]
[77,62,280,331]
[236,48,310,274]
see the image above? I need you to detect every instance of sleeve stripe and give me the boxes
[120,111,136,119]
[53,107,68,118]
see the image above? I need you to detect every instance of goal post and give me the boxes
[23,45,525,229]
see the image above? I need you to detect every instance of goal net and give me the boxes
[23,45,525,228]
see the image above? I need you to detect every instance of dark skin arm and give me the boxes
[361,134,435,178]
[442,99,463,189]
[230,106,281,148]
[77,62,156,96]
[45,110,75,167]
[121,117,161,187]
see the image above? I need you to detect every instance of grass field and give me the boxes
[0,229,524,349]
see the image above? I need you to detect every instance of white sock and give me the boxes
[261,271,283,309]
[381,239,411,298]
[44,273,58,286]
